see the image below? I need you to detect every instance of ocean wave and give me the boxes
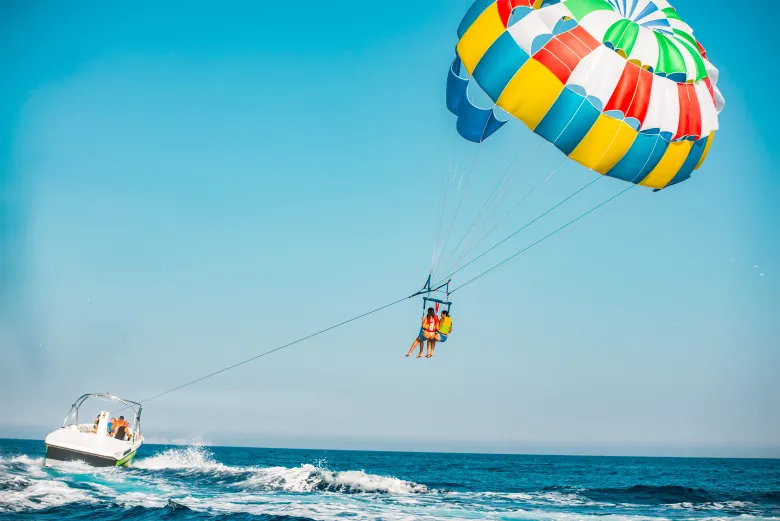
[0,478,95,512]
[581,484,716,505]
[0,455,47,478]
[180,495,780,521]
[666,500,761,512]
[133,444,228,471]
[473,490,605,508]
[171,493,449,521]
[753,491,780,504]
[578,484,780,510]
[467,486,778,517]
[111,490,171,509]
[1,444,778,521]
[237,463,428,494]
[503,509,780,521]
[133,446,428,495]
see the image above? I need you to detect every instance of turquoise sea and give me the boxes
[1,438,778,520]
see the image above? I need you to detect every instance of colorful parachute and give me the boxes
[447,0,724,190]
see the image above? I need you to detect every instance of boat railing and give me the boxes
[61,393,143,439]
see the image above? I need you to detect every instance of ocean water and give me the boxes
[1,439,778,521]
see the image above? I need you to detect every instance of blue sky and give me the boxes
[1,1,777,457]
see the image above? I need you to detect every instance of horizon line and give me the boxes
[2,436,778,461]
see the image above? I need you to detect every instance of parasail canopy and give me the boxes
[447,0,724,190]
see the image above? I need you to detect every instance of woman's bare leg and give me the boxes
[406,338,420,357]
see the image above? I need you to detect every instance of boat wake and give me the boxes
[238,463,428,494]
[0,456,95,512]
[131,445,428,494]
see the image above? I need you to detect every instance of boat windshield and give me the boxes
[62,393,142,437]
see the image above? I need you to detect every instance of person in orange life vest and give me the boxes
[111,416,130,440]
[406,307,438,358]
[423,308,441,358]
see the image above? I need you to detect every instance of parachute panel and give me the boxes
[605,132,667,184]
[497,59,564,130]
[639,139,693,189]
[694,132,714,171]
[576,117,637,173]
[447,57,508,143]
[667,135,709,187]
[457,4,505,74]
[473,32,530,101]
[449,0,724,190]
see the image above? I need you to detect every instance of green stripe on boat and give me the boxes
[115,450,137,467]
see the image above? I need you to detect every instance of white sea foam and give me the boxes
[470,490,612,509]
[52,460,129,482]
[0,455,48,478]
[133,444,226,471]
[133,445,427,494]
[166,494,780,521]
[665,500,763,514]
[504,510,675,521]
[177,493,452,521]
[237,463,428,494]
[0,478,94,512]
[504,510,780,521]
[111,490,171,509]
[506,491,599,506]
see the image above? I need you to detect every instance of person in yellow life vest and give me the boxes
[429,310,452,358]
[436,310,452,342]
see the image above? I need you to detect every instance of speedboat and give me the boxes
[44,393,144,467]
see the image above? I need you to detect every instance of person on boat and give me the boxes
[107,417,116,435]
[406,308,439,358]
[91,414,101,433]
[111,416,130,440]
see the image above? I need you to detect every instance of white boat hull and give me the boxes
[44,426,143,467]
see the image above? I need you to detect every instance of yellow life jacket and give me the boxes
[438,316,452,334]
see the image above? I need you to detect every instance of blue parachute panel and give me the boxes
[447,56,507,143]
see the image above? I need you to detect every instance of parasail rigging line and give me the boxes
[431,128,459,271]
[436,137,547,278]
[431,110,494,273]
[435,132,537,277]
[444,155,567,277]
[113,186,630,414]
[436,43,648,288]
[123,25,649,412]
[121,295,412,409]
[432,175,601,288]
[450,184,635,294]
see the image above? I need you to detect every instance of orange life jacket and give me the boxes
[423,315,438,333]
